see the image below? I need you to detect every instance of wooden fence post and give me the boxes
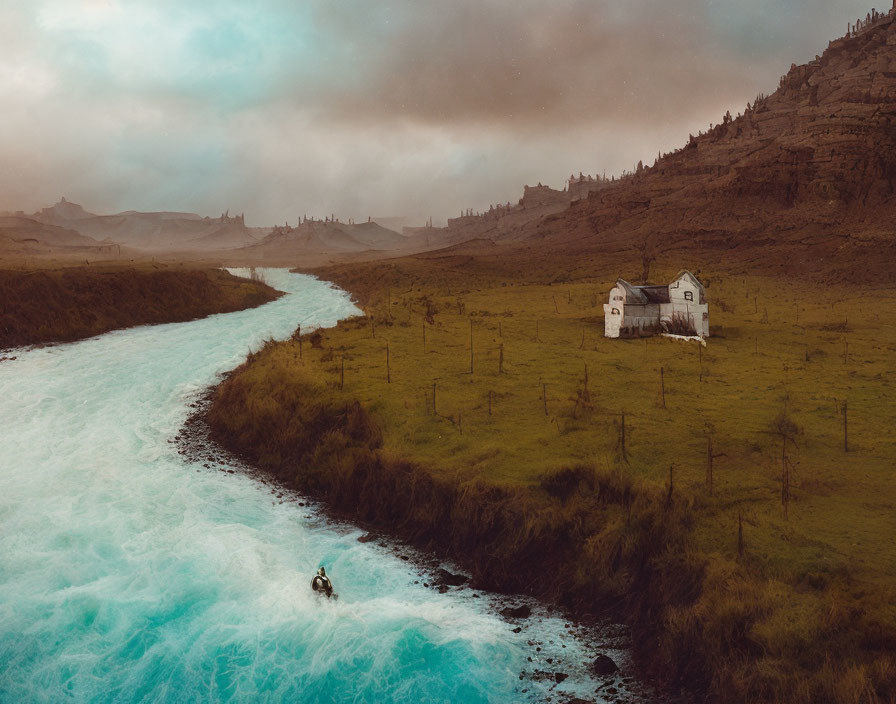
[660,367,666,408]
[706,436,724,494]
[843,400,848,452]
[781,433,790,519]
[470,318,474,374]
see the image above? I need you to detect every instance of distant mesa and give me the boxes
[40,196,96,222]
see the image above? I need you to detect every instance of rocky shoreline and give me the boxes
[175,388,667,704]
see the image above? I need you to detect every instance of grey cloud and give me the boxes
[0,0,878,223]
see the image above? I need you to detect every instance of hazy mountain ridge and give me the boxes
[6,13,894,273]
[0,215,115,256]
[240,218,409,257]
[23,200,260,252]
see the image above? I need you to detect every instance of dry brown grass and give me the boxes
[0,264,280,349]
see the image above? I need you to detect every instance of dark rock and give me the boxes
[512,627,522,633]
[356,533,376,543]
[501,604,532,619]
[554,672,568,684]
[592,654,619,676]
[434,568,467,587]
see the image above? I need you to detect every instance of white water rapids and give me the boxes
[0,269,643,703]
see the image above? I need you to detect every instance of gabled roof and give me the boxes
[673,270,705,290]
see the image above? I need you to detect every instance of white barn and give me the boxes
[603,270,709,339]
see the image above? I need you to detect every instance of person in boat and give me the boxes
[311,566,334,598]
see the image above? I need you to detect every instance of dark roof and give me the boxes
[616,279,670,304]
[636,285,670,304]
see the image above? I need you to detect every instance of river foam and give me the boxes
[0,269,639,703]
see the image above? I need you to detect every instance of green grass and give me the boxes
[213,261,896,702]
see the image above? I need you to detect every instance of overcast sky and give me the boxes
[0,0,876,225]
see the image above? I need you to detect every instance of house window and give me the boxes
[684,291,693,301]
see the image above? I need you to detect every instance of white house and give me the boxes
[603,270,709,339]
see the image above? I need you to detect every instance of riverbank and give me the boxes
[0,263,281,350]
[206,257,896,703]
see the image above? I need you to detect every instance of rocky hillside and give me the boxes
[514,13,896,282]
[409,176,612,248]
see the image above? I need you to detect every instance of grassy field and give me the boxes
[210,259,896,702]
